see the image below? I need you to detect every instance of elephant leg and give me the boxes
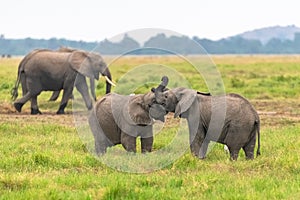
[93,127,109,155]
[14,92,32,112]
[50,90,74,101]
[189,130,204,158]
[199,139,209,159]
[94,135,108,155]
[30,94,42,114]
[49,91,60,101]
[20,72,27,96]
[121,133,136,153]
[16,77,42,113]
[75,75,93,110]
[228,146,240,161]
[141,136,153,153]
[243,133,256,160]
[88,109,111,155]
[190,137,201,158]
[57,87,73,114]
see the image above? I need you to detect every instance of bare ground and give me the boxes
[0,102,75,127]
[1,100,300,128]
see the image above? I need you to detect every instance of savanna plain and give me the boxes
[0,55,299,199]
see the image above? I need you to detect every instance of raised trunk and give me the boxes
[154,76,169,103]
[90,78,96,101]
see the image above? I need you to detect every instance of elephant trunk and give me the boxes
[90,78,96,101]
[103,68,113,94]
[154,76,169,97]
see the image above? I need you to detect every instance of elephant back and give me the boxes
[24,51,71,74]
[225,94,258,128]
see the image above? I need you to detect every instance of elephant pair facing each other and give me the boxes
[89,76,261,161]
[11,47,115,114]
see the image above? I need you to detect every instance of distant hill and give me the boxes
[1,25,300,55]
[237,25,300,44]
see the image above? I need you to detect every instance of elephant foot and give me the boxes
[31,108,42,115]
[192,151,206,159]
[57,103,67,114]
[125,148,137,154]
[56,110,65,114]
[95,149,106,156]
[87,104,93,110]
[230,154,239,161]
[14,102,24,112]
[230,158,238,161]
[126,151,137,155]
[141,149,152,153]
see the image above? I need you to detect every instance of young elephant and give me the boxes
[154,76,261,160]
[88,91,166,155]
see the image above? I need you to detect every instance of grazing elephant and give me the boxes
[11,48,114,114]
[88,90,166,155]
[153,76,261,160]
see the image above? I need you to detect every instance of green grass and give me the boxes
[0,124,299,199]
[0,55,300,199]
[214,55,300,99]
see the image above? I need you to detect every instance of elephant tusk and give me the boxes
[104,76,116,86]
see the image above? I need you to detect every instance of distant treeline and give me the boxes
[1,33,300,56]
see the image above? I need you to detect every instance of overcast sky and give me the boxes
[1,0,299,42]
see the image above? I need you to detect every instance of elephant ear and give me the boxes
[174,88,197,118]
[128,95,152,125]
[69,51,95,79]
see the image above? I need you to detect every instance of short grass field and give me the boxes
[0,55,300,199]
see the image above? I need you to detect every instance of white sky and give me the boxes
[1,0,299,42]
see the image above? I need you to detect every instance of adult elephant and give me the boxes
[12,47,107,103]
[48,47,101,101]
[88,90,166,155]
[12,49,114,114]
[153,76,261,160]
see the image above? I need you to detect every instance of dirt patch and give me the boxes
[0,103,76,127]
[253,99,300,115]
[1,100,300,129]
[0,102,17,114]
[252,99,300,127]
[0,113,75,127]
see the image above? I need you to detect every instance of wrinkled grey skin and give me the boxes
[154,79,261,160]
[12,48,112,114]
[88,91,166,155]
[49,47,98,101]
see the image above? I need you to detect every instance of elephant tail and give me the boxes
[11,49,42,101]
[11,63,22,101]
[255,119,261,157]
